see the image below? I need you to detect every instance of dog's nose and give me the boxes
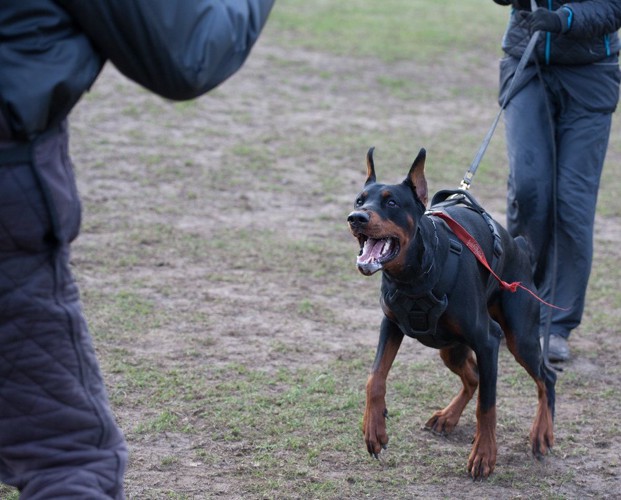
[347,211,369,226]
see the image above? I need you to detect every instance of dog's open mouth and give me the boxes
[356,235,399,275]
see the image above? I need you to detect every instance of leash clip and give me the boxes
[459,176,472,191]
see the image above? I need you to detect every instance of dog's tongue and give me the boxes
[357,238,392,274]
[359,238,391,262]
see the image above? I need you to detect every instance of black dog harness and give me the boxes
[431,189,505,298]
[382,189,502,347]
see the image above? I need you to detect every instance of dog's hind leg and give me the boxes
[528,366,556,459]
[363,317,404,458]
[506,333,556,458]
[499,293,556,460]
[425,344,479,435]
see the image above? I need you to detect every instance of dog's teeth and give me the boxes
[357,237,396,275]
[380,239,391,256]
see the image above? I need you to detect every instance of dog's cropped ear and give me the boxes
[406,148,428,207]
[365,147,377,186]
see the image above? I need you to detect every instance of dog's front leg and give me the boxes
[363,317,403,458]
[467,327,501,480]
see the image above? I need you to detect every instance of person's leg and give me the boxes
[503,73,576,361]
[539,96,612,341]
[0,136,127,497]
[503,75,556,282]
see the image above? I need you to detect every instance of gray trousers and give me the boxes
[0,123,127,498]
[502,62,616,338]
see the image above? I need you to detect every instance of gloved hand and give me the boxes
[517,8,572,34]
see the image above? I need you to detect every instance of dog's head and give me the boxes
[347,147,429,276]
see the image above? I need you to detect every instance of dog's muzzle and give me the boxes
[348,211,399,276]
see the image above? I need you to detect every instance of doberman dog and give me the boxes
[347,147,556,479]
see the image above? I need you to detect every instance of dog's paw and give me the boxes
[425,410,459,436]
[467,455,494,480]
[362,407,389,458]
[467,435,496,480]
[529,402,554,460]
[530,421,554,460]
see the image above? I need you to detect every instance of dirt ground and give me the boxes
[16,26,621,499]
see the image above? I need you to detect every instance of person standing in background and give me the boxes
[492,0,621,361]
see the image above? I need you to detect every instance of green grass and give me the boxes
[268,0,508,62]
[0,485,19,500]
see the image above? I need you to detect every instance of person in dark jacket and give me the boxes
[0,1,274,497]
[492,0,621,361]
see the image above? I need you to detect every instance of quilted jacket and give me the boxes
[0,1,274,495]
[495,0,621,65]
[0,0,275,141]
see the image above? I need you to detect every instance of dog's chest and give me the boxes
[381,287,456,348]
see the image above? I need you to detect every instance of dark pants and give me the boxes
[502,63,615,338]
[0,124,127,498]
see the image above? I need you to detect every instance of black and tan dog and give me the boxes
[347,147,556,479]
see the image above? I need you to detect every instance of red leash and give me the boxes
[429,211,567,311]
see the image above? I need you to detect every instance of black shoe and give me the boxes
[542,334,570,362]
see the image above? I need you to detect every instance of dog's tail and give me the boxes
[515,235,563,373]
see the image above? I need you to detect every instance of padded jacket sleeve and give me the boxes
[54,0,275,101]
[565,0,621,38]
[0,2,104,140]
[498,0,621,65]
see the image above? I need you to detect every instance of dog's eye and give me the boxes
[355,197,364,207]
[387,199,399,208]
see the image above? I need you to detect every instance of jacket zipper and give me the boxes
[545,0,553,64]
